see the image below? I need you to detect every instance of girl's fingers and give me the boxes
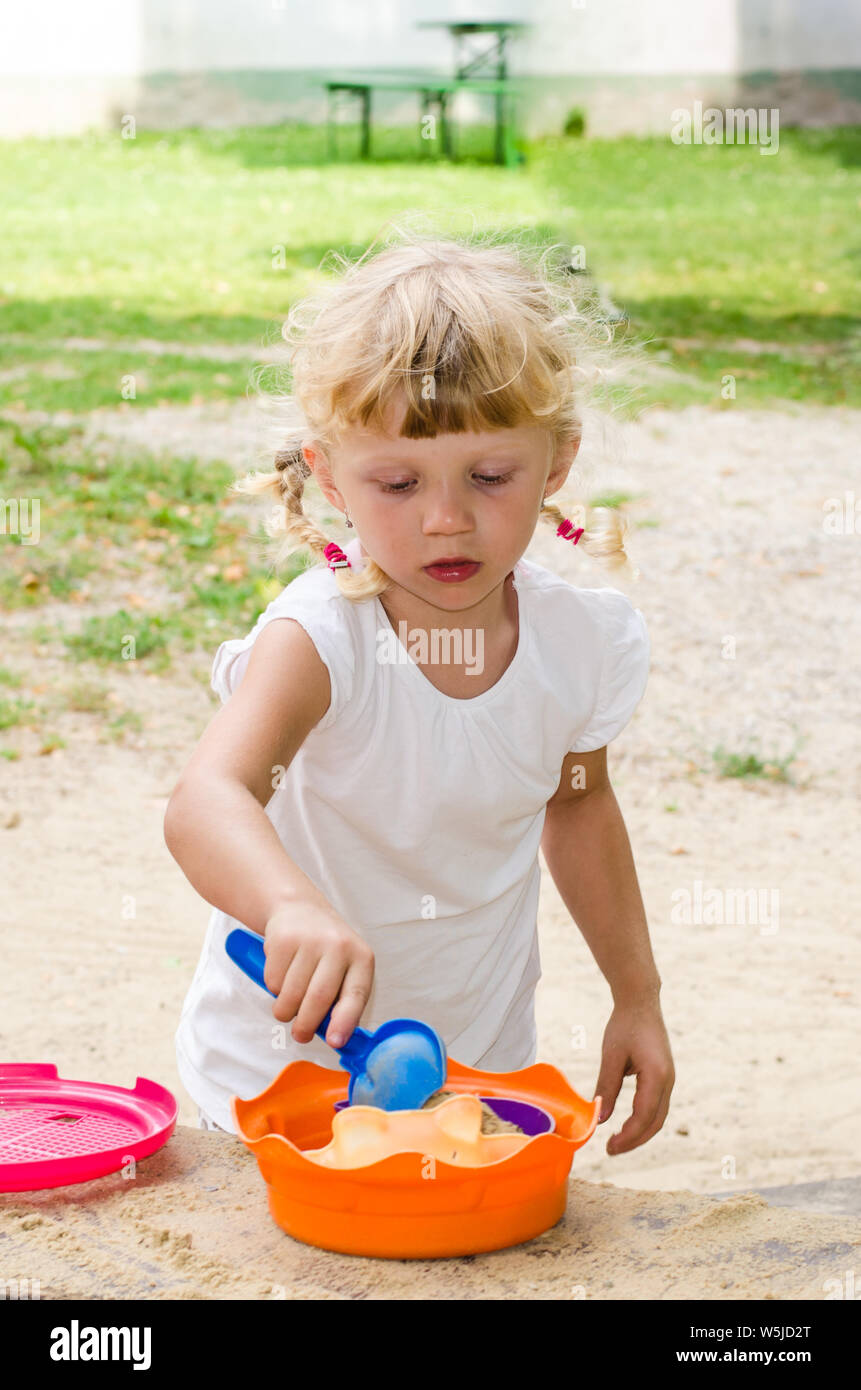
[270,944,319,1025]
[607,1072,673,1153]
[324,954,374,1048]
[290,953,353,1044]
[262,932,300,998]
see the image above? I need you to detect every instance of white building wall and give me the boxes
[1,0,859,136]
[523,0,739,75]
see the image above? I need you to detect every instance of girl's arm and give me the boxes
[164,618,375,1047]
[541,747,661,1004]
[164,618,335,933]
[540,747,674,1155]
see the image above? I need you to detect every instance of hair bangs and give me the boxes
[325,279,571,445]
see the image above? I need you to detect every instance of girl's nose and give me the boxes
[421,491,474,534]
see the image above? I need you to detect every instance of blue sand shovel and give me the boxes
[224,927,447,1111]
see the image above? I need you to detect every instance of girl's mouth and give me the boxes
[423,561,481,583]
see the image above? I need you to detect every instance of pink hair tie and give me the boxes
[324,542,352,571]
[557,518,585,545]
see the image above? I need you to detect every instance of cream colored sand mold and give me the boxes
[303,1093,530,1169]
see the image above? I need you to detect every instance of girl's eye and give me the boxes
[379,473,511,494]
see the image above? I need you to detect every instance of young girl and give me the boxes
[165,226,675,1152]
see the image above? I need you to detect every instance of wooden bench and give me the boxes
[323,71,523,166]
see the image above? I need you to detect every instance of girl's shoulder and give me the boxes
[515,554,647,651]
[515,556,650,751]
[210,559,371,732]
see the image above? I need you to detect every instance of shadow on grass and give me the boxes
[130,121,520,169]
[0,215,570,348]
[614,300,859,346]
[773,124,861,169]
[0,298,278,346]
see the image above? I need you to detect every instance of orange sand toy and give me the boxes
[303,1093,532,1169]
[232,1057,602,1259]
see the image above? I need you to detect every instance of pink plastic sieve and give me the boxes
[0,1063,177,1192]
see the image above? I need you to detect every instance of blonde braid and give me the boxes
[539,498,638,579]
[232,444,393,600]
[273,447,330,560]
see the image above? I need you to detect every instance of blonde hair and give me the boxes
[235,215,644,601]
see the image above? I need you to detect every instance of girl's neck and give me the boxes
[374,554,516,638]
[375,564,519,700]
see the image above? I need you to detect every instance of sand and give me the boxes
[421,1090,526,1134]
[1,1126,858,1299]
[1,399,859,1297]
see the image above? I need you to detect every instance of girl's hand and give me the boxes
[592,996,675,1156]
[262,902,375,1050]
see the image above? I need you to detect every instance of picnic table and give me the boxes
[324,19,530,167]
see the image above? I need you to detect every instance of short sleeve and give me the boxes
[210,571,356,734]
[568,590,650,753]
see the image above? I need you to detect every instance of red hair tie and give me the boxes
[324,542,352,571]
[557,518,585,545]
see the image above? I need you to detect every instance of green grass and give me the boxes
[709,739,803,784]
[1,124,858,414]
[62,679,112,714]
[62,610,174,668]
[532,127,861,409]
[589,491,638,509]
[0,340,249,412]
[104,709,145,741]
[0,125,552,412]
[0,417,310,673]
[0,695,33,729]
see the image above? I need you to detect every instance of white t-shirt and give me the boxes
[174,536,650,1131]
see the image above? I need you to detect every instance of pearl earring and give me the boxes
[344,508,353,528]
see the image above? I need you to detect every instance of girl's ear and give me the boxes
[303,441,346,513]
[546,431,581,494]
[563,425,582,465]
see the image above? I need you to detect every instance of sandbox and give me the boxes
[0,1125,856,1300]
